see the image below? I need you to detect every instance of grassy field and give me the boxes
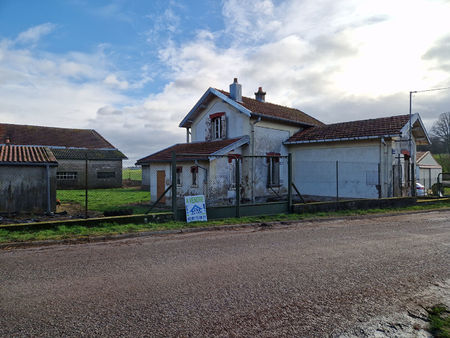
[2,199,450,243]
[57,188,150,212]
[123,168,142,181]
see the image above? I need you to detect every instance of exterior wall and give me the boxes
[149,161,208,205]
[416,153,442,190]
[0,165,57,213]
[56,159,123,189]
[190,98,250,142]
[290,140,382,199]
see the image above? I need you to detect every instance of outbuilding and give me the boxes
[0,144,58,214]
[416,151,442,190]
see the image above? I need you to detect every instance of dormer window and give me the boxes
[208,112,226,140]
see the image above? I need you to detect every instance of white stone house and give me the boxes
[136,78,324,205]
[136,78,431,205]
[416,151,442,190]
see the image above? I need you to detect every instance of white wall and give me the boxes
[191,98,249,142]
[148,161,208,205]
[290,141,381,199]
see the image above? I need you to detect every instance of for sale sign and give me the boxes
[185,195,207,223]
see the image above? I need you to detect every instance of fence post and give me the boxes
[336,160,339,202]
[288,153,292,212]
[235,158,240,218]
[85,152,88,218]
[171,151,177,221]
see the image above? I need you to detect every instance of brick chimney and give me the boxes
[229,78,242,102]
[255,87,266,102]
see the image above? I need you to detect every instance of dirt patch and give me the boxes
[337,279,450,337]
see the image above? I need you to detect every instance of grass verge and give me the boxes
[427,304,450,338]
[2,199,450,244]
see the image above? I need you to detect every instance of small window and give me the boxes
[176,167,182,186]
[212,117,222,139]
[267,154,280,187]
[191,166,198,186]
[97,171,115,179]
[57,172,77,180]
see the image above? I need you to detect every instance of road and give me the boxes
[1,211,449,337]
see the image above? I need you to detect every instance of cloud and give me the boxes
[104,74,129,90]
[15,23,56,45]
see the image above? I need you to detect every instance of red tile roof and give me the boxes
[0,123,116,149]
[416,151,427,162]
[0,145,57,164]
[136,138,243,164]
[217,90,324,127]
[286,115,410,143]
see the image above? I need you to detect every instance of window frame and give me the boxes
[56,172,77,180]
[267,153,281,187]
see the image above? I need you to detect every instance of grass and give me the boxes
[2,199,450,244]
[57,188,150,212]
[123,168,142,181]
[427,304,450,338]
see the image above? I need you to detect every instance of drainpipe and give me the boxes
[46,164,52,214]
[250,117,261,203]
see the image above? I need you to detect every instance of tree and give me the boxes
[431,112,450,154]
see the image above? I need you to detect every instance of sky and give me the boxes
[0,0,449,166]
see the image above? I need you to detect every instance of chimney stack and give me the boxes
[255,87,266,102]
[229,78,242,102]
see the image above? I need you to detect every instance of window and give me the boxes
[57,172,77,180]
[267,153,280,187]
[97,171,115,179]
[212,117,222,139]
[176,166,182,186]
[191,166,198,186]
[209,112,225,140]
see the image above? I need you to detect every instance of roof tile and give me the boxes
[218,90,324,126]
[287,115,410,143]
[136,138,243,164]
[0,123,116,149]
[0,145,57,164]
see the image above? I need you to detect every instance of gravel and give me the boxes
[1,211,449,337]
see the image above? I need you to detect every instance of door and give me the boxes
[157,170,166,203]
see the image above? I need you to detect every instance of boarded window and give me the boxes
[176,166,182,186]
[191,166,198,186]
[97,171,115,179]
[267,153,280,187]
[57,172,77,180]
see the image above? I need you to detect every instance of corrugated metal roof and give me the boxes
[0,145,57,164]
[51,148,127,160]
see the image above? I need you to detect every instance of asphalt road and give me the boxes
[1,211,449,337]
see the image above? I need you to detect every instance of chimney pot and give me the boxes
[255,87,266,102]
[229,78,242,102]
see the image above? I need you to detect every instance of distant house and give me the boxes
[0,123,127,189]
[416,151,442,190]
[0,144,57,213]
[136,78,431,205]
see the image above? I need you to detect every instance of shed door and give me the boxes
[157,170,166,203]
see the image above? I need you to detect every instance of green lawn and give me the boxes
[123,168,142,181]
[57,188,150,212]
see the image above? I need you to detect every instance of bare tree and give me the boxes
[431,112,450,153]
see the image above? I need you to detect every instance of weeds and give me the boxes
[427,304,450,338]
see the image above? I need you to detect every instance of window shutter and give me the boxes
[220,114,226,139]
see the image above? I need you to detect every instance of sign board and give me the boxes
[185,195,207,223]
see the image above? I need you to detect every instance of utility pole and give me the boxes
[409,86,450,197]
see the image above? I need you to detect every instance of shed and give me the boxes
[416,151,442,190]
[0,144,58,214]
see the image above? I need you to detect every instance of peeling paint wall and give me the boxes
[191,98,249,142]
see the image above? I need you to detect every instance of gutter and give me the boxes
[284,134,401,145]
